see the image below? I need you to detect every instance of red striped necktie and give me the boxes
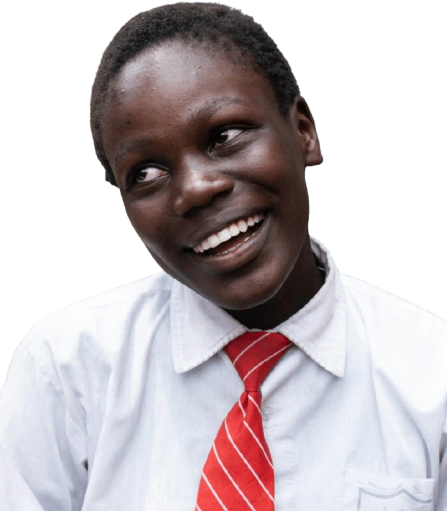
[196,331,292,511]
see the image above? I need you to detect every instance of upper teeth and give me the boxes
[193,213,264,254]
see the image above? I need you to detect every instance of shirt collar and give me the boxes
[170,238,346,377]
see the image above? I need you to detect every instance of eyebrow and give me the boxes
[190,97,249,123]
[114,96,250,165]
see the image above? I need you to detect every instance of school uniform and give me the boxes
[1,239,446,510]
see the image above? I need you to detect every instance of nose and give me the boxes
[173,159,234,216]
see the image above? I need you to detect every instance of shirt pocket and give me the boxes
[343,468,435,511]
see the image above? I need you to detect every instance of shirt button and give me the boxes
[263,406,271,421]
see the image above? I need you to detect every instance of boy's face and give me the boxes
[102,41,322,315]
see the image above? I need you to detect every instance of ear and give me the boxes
[291,95,323,167]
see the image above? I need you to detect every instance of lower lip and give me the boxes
[188,214,270,274]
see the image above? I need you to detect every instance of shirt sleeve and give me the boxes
[0,340,88,511]
[435,414,447,509]
[0,444,45,510]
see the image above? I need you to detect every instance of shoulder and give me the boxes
[1,272,175,434]
[16,271,174,379]
[340,273,447,393]
[340,273,447,335]
[38,270,171,320]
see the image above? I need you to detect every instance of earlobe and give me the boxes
[306,137,317,152]
[305,149,323,167]
[292,96,323,167]
[304,137,323,167]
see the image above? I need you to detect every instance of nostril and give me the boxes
[173,172,234,216]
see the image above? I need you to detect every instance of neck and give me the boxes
[226,235,325,330]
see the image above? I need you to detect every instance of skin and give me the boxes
[101,41,324,330]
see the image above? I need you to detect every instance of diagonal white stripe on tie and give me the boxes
[202,471,229,511]
[243,344,290,382]
[248,394,262,414]
[224,419,274,501]
[243,420,273,468]
[212,444,257,511]
[233,332,272,365]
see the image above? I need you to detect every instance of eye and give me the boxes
[134,166,167,184]
[211,128,243,149]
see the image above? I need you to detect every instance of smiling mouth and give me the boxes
[193,213,265,256]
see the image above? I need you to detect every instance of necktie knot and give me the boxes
[225,331,292,392]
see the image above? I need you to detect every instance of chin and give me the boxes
[205,273,288,312]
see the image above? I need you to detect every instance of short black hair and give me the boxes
[91,2,300,185]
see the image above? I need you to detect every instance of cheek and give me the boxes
[125,203,187,278]
[124,201,169,249]
[248,157,308,227]
[247,134,304,188]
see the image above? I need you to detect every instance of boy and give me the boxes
[1,3,446,510]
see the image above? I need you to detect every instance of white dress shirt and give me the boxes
[1,239,447,510]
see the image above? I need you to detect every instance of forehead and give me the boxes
[117,42,207,94]
[106,40,277,118]
[118,39,251,84]
[102,41,283,159]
